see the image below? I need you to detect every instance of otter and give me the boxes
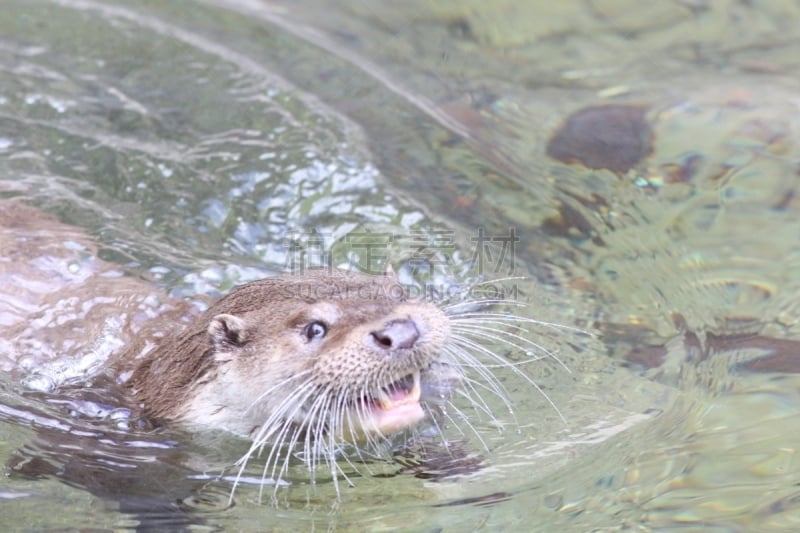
[127,269,452,439]
[125,268,476,492]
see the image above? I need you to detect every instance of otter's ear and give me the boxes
[208,314,247,348]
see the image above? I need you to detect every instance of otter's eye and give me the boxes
[303,321,327,341]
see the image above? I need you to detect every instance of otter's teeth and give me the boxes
[409,370,421,402]
[376,389,392,410]
[376,371,421,410]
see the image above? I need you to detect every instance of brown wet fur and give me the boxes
[0,198,183,374]
[127,269,450,431]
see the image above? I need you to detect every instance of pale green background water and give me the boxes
[1,0,800,530]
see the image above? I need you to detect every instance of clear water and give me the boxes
[2,0,800,530]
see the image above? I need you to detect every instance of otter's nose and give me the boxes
[371,319,420,350]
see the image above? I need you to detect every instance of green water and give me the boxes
[1,0,800,530]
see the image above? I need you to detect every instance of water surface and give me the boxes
[2,0,800,530]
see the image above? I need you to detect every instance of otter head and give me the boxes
[130,269,452,441]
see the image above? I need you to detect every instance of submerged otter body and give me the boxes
[128,269,453,441]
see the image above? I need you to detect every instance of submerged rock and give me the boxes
[547,104,652,174]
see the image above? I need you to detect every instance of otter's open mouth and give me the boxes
[352,370,424,437]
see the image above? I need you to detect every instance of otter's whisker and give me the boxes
[314,389,338,470]
[450,322,567,371]
[442,341,514,411]
[262,422,303,503]
[340,388,359,446]
[441,400,491,452]
[448,335,566,423]
[440,286,533,310]
[326,423,356,495]
[249,378,317,452]
[322,393,349,471]
[243,368,314,416]
[348,387,383,463]
[439,353,508,422]
[344,397,372,462]
[420,406,452,450]
[441,299,516,313]
[448,333,535,388]
[299,387,333,469]
[442,365,513,422]
[232,379,318,502]
[333,434,373,483]
[449,310,592,336]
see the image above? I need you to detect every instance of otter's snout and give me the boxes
[370,319,420,351]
